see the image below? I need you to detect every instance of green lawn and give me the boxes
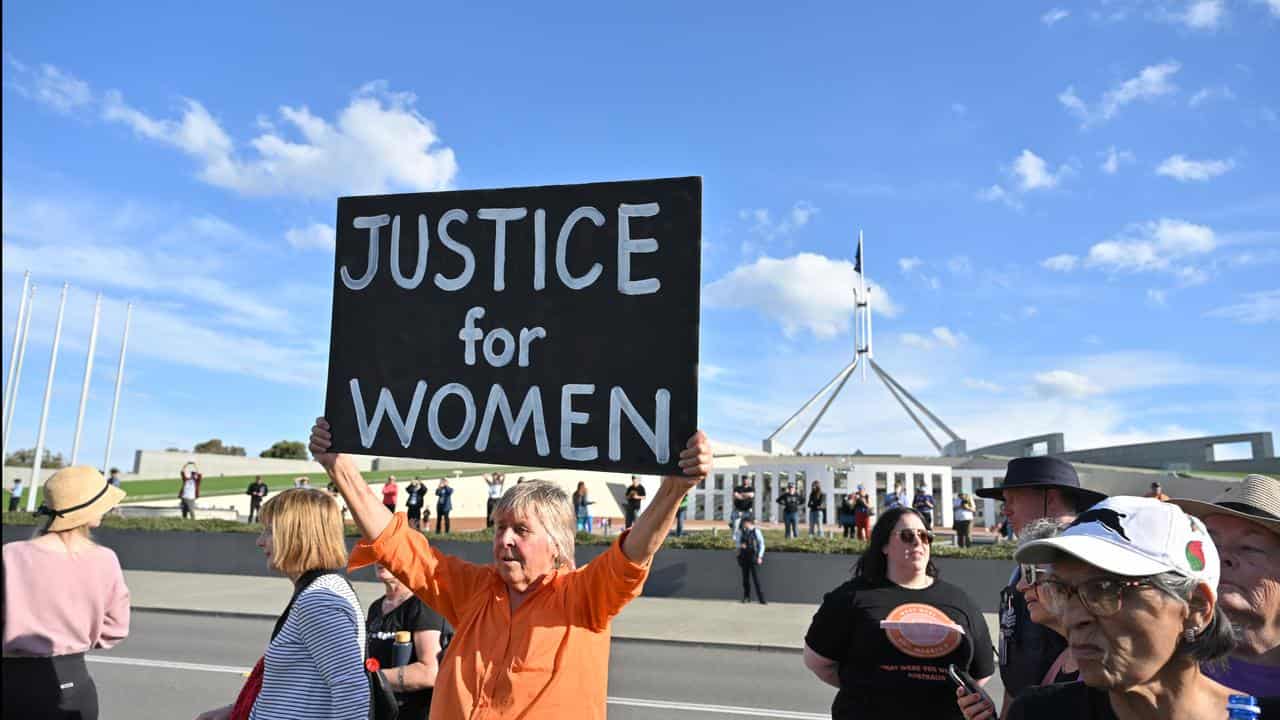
[3,464,535,506]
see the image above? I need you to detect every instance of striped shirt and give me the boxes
[251,574,368,720]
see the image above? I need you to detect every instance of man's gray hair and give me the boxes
[492,479,577,569]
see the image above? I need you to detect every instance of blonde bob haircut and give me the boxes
[260,488,347,578]
[491,480,577,570]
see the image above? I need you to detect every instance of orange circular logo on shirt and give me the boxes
[881,603,964,659]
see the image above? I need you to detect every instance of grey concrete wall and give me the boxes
[968,433,1066,458]
[1,526,1012,611]
[1056,433,1274,471]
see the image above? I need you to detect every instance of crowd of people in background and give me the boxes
[7,440,1277,719]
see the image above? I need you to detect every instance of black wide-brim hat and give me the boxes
[974,455,1107,506]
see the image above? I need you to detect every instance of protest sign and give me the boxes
[324,176,701,475]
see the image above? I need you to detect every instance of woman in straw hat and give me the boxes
[2,465,130,720]
[1172,473,1280,697]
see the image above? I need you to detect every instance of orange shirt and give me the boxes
[349,514,649,719]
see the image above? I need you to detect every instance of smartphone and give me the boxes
[947,664,981,695]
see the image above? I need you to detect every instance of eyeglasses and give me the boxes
[897,529,934,545]
[1018,563,1050,586]
[1037,577,1157,617]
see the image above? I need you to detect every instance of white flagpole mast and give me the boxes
[70,293,102,466]
[865,232,873,360]
[27,283,69,512]
[859,230,868,380]
[3,271,31,429]
[3,277,33,467]
[102,303,132,476]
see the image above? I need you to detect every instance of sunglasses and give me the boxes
[1037,577,1157,617]
[1019,563,1050,586]
[897,529,934,545]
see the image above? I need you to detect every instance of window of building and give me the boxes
[712,494,725,521]
[876,471,888,488]
[894,472,906,488]
[834,469,849,489]
[695,494,706,519]
[715,474,725,491]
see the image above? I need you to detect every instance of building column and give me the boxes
[939,474,953,530]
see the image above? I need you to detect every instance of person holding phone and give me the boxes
[803,506,995,719]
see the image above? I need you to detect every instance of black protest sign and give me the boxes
[324,176,701,475]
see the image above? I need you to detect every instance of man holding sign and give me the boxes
[310,419,711,719]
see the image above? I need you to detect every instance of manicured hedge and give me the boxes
[1,512,1015,559]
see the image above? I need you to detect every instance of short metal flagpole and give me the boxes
[3,271,31,429]
[27,283,69,512]
[102,303,132,476]
[70,293,103,465]
[2,281,34,466]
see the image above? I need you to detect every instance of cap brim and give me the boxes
[1169,498,1280,534]
[1015,534,1174,577]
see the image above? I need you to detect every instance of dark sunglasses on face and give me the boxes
[1036,576,1157,617]
[897,529,934,545]
[1019,563,1050,586]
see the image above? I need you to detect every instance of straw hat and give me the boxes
[1170,474,1280,535]
[37,466,126,532]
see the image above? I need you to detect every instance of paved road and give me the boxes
[89,611,833,719]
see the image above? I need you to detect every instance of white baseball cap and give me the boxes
[1016,496,1221,599]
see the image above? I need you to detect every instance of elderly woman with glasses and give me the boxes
[309,417,712,720]
[1172,473,1280,697]
[958,518,1075,720]
[804,505,995,719]
[1006,496,1279,719]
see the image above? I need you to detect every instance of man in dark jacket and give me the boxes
[246,475,268,523]
[735,516,766,604]
[775,482,802,538]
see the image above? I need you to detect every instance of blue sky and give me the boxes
[2,1,1278,471]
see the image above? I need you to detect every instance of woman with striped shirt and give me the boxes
[195,489,368,720]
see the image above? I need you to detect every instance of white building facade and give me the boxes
[691,454,1009,530]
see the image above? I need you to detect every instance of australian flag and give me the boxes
[854,235,863,274]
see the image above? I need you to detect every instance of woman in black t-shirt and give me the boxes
[366,565,448,720]
[803,506,995,719]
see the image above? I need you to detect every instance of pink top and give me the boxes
[2,540,131,656]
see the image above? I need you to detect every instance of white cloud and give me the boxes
[284,223,335,252]
[963,378,1004,393]
[1180,0,1226,29]
[1155,154,1234,182]
[1022,306,1040,318]
[5,59,93,114]
[102,82,457,198]
[704,253,899,339]
[1012,149,1069,190]
[981,150,1071,206]
[897,327,965,351]
[1263,0,1280,18]
[1147,288,1168,306]
[1042,8,1071,25]
[740,201,818,241]
[899,257,923,273]
[1034,370,1103,398]
[1042,253,1080,272]
[1100,146,1135,174]
[1205,289,1280,324]
[976,184,1021,209]
[1059,61,1181,127]
[932,326,964,347]
[699,364,728,381]
[1189,86,1235,107]
[900,332,934,350]
[1085,219,1216,277]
